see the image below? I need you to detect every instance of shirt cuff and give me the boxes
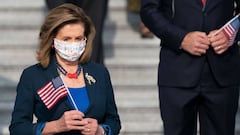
[100,124,111,135]
[36,122,46,135]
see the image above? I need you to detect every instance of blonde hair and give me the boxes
[37,3,96,68]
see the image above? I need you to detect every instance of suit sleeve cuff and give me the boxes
[36,122,46,135]
[100,124,111,135]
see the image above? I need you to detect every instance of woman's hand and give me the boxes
[42,111,104,135]
[42,110,86,134]
[55,110,86,132]
[80,118,100,135]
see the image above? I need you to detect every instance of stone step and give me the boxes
[0,44,159,66]
[0,88,161,135]
[0,27,160,48]
[0,0,133,31]
[0,0,44,11]
[0,10,44,29]
[0,109,163,135]
[105,9,141,29]
[0,66,158,87]
[0,85,159,102]
[108,0,126,10]
[103,28,160,47]
[0,48,36,66]
[0,0,124,11]
[0,87,16,103]
[6,82,229,132]
[1,0,240,135]
[114,86,159,108]
[1,107,163,127]
[2,100,240,135]
[0,0,164,135]
[0,86,159,115]
[0,7,137,30]
[1,106,162,127]
[0,29,38,48]
[1,104,13,123]
[0,124,10,135]
[0,84,158,104]
[119,107,162,134]
[108,67,158,86]
[0,0,125,11]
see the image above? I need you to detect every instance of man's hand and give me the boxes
[208,30,230,54]
[181,31,210,56]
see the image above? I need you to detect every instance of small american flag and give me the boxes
[221,14,240,46]
[37,76,68,109]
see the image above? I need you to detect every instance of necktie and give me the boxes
[202,0,206,5]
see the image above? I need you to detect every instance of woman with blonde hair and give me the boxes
[9,3,121,135]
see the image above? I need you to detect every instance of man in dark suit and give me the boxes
[141,0,240,135]
[45,0,108,65]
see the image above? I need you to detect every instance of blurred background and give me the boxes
[0,0,240,135]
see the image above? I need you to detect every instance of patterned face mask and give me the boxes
[54,38,86,62]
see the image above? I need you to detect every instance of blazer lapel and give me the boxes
[82,64,97,114]
[41,56,76,111]
[43,60,98,113]
[206,0,224,12]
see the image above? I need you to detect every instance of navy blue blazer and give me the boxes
[9,56,121,135]
[141,0,240,87]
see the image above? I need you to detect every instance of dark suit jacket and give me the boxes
[141,0,240,87]
[9,56,121,135]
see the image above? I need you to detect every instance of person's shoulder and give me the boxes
[22,63,44,75]
[83,62,112,82]
[24,63,43,71]
[83,61,108,71]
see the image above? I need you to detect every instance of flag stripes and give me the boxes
[37,76,68,109]
[221,14,240,46]
[223,24,236,39]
